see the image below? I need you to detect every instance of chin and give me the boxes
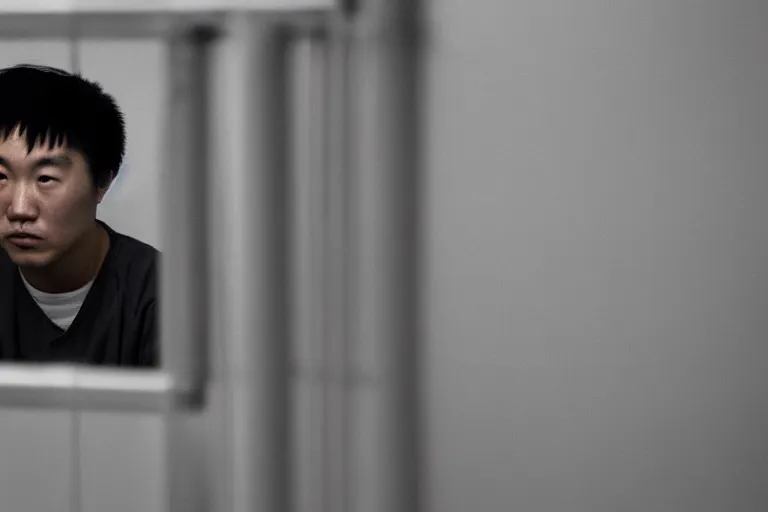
[2,247,56,269]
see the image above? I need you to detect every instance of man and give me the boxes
[0,64,158,367]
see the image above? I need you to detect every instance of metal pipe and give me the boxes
[215,14,292,512]
[160,22,217,406]
[289,31,330,512]
[347,0,423,511]
[0,365,173,410]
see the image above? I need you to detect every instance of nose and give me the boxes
[4,182,38,223]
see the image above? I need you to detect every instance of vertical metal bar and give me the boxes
[349,1,423,511]
[324,15,354,512]
[217,14,291,512]
[161,23,215,401]
[163,21,217,512]
[289,30,329,512]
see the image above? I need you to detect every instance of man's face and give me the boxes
[0,127,108,269]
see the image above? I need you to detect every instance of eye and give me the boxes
[0,172,6,181]
[38,175,58,184]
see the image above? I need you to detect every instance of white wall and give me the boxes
[423,1,768,511]
[79,39,165,251]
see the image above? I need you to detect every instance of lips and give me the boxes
[8,233,41,240]
[6,234,42,249]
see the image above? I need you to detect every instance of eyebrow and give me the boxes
[0,154,73,171]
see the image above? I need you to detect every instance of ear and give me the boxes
[96,171,115,205]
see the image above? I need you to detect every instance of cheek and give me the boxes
[39,190,97,241]
[0,196,11,236]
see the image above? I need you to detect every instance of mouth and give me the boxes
[5,234,43,249]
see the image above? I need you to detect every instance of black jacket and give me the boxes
[0,221,159,367]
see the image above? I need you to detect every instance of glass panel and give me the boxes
[0,37,164,368]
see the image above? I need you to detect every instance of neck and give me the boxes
[20,222,110,294]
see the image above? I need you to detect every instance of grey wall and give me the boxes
[422,1,768,511]
[2,2,768,511]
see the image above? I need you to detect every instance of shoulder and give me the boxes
[100,227,160,367]
[112,231,159,273]
[102,224,160,303]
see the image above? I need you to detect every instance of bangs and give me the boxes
[0,123,72,154]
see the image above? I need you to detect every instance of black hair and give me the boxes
[0,63,126,188]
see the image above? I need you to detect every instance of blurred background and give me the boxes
[1,0,768,511]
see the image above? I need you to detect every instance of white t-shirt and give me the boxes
[19,270,94,331]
